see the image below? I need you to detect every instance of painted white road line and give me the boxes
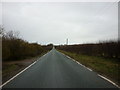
[0,52,49,88]
[80,64,86,68]
[57,51,119,88]
[72,59,76,62]
[86,67,93,71]
[98,74,119,88]
[0,61,37,88]
[66,56,71,59]
[76,61,80,64]
[77,63,82,66]
[59,51,93,72]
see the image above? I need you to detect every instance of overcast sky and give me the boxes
[2,2,118,45]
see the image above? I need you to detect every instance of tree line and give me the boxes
[0,26,51,61]
[56,40,120,60]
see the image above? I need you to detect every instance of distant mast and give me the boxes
[66,38,68,45]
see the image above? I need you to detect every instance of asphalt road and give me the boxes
[2,48,117,88]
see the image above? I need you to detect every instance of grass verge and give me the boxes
[2,51,49,84]
[58,50,120,86]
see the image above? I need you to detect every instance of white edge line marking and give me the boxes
[98,74,119,88]
[86,67,93,71]
[66,56,70,58]
[59,51,119,88]
[60,51,93,71]
[0,61,37,88]
[0,52,49,88]
[76,61,80,64]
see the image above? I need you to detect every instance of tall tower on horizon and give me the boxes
[66,38,68,45]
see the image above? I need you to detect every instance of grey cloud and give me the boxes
[2,2,118,45]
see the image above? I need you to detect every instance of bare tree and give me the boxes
[0,25,4,35]
[6,30,20,39]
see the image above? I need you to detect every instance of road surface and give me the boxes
[2,48,118,88]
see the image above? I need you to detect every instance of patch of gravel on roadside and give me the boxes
[2,57,38,84]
